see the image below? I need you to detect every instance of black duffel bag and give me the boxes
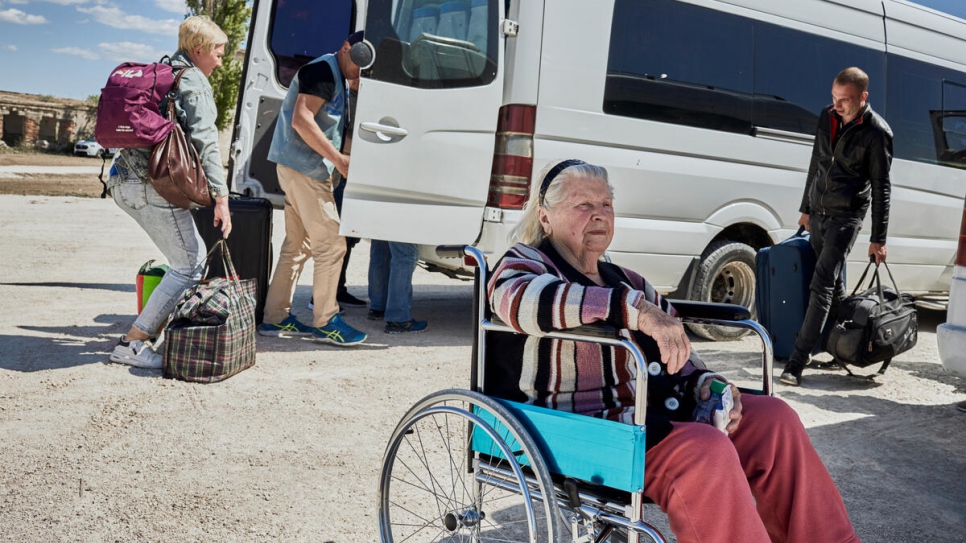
[825,258,918,376]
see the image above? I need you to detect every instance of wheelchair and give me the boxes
[378,245,774,543]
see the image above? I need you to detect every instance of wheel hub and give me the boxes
[443,508,483,531]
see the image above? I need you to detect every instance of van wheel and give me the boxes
[687,240,757,341]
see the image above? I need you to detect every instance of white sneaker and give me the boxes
[110,338,162,369]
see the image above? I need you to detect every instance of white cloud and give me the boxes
[52,46,99,60]
[3,44,18,51]
[0,8,48,24]
[77,5,180,36]
[153,0,186,14]
[98,41,167,64]
[42,0,89,5]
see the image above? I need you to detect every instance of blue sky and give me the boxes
[0,0,189,100]
[1,0,966,101]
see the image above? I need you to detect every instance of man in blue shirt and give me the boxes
[259,31,367,346]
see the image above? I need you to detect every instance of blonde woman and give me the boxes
[108,16,232,369]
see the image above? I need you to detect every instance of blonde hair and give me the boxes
[511,159,613,246]
[178,15,228,55]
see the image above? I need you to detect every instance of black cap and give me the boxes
[347,30,365,46]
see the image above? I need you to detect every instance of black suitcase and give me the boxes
[193,195,273,324]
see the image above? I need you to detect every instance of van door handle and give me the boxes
[360,122,408,138]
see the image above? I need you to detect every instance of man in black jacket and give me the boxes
[781,67,893,386]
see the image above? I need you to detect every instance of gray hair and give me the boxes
[510,160,613,246]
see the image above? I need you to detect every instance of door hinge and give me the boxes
[502,19,519,37]
[484,207,504,222]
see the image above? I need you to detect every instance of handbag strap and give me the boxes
[852,256,903,302]
[193,239,245,294]
[849,258,877,296]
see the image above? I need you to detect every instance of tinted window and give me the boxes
[364,0,499,89]
[754,24,885,135]
[269,0,356,88]
[886,54,964,165]
[940,81,966,167]
[605,0,754,134]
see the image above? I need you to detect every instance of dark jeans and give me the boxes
[789,214,864,367]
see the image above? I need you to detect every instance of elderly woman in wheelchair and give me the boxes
[377,160,861,543]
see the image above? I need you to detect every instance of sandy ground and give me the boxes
[0,154,964,542]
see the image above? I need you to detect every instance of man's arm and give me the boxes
[867,128,893,264]
[291,93,350,178]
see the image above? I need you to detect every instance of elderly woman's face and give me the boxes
[540,176,615,259]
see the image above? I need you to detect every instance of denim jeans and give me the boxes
[789,214,864,366]
[368,240,419,322]
[112,179,205,336]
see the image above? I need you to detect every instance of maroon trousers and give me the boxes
[643,395,861,543]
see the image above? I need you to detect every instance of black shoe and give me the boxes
[780,361,805,386]
[367,309,385,321]
[385,319,428,334]
[337,290,367,308]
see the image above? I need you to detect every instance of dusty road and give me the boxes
[0,168,964,541]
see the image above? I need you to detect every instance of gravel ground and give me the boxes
[0,157,964,542]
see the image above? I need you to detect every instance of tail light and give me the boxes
[958,202,966,267]
[486,104,536,210]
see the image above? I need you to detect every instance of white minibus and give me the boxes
[230,0,966,341]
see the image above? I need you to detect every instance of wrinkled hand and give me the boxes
[798,213,810,232]
[869,242,887,265]
[636,301,690,374]
[213,196,232,239]
[698,378,743,434]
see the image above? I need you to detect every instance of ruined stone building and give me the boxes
[0,91,96,149]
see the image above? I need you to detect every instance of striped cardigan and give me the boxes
[487,242,709,448]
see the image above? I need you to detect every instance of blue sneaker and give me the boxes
[258,314,313,338]
[385,319,428,334]
[310,313,367,346]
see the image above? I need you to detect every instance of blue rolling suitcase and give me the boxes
[755,227,815,359]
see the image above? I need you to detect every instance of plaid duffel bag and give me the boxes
[163,240,257,383]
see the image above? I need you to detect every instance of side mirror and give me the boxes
[350,40,375,70]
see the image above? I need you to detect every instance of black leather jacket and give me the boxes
[799,104,893,243]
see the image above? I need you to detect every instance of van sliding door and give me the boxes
[341,0,505,245]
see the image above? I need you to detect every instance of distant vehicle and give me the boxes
[73,139,116,158]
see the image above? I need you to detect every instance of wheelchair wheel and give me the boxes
[379,389,567,543]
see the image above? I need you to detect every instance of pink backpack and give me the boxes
[94,60,176,149]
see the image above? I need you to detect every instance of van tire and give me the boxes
[687,240,757,341]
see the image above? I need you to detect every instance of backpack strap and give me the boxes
[163,67,191,120]
[98,154,109,198]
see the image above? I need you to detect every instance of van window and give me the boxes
[940,81,966,167]
[887,54,964,166]
[268,0,356,87]
[604,0,885,137]
[363,0,499,89]
[754,24,884,135]
[605,0,754,134]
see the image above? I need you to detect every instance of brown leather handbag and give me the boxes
[147,68,213,209]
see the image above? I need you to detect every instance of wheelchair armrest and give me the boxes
[667,300,751,321]
[489,315,621,340]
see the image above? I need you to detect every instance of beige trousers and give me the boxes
[263,164,346,327]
